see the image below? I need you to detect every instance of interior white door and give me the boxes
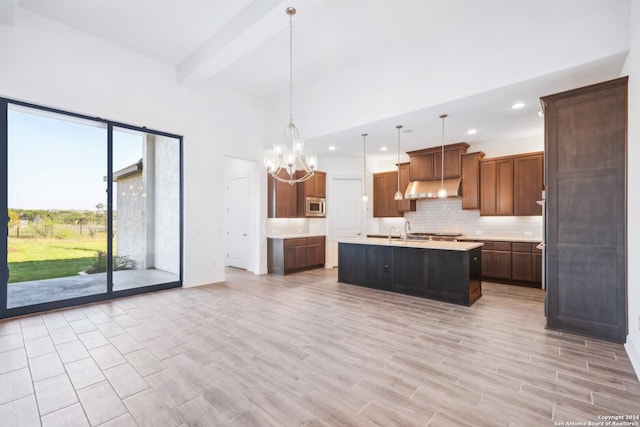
[226,177,249,269]
[329,177,363,267]
[333,178,363,237]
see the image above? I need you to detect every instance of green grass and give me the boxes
[8,258,95,283]
[7,232,108,283]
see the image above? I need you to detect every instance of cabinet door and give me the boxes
[393,247,427,296]
[512,251,533,281]
[314,172,326,198]
[373,173,388,217]
[409,153,435,181]
[461,152,483,209]
[479,161,497,215]
[496,159,514,215]
[514,154,543,216]
[338,243,366,285]
[268,171,297,218]
[366,246,393,290]
[386,173,401,217]
[481,249,494,277]
[493,250,512,279]
[434,149,462,179]
[532,246,542,283]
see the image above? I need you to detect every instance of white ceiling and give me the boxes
[14,0,630,159]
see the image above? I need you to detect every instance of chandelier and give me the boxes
[264,7,317,184]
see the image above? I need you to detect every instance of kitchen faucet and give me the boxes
[404,220,411,244]
[388,226,400,242]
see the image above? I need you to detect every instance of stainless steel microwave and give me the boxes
[306,197,325,217]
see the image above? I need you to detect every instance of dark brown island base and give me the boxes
[338,238,484,306]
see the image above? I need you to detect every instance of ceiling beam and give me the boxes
[0,0,16,26]
[178,0,324,87]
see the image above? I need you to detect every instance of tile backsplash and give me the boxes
[368,198,542,239]
[267,218,326,236]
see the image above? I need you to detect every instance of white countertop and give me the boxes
[458,235,542,243]
[338,237,483,251]
[267,234,326,239]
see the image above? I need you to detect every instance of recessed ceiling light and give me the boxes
[328,145,336,151]
[380,146,388,151]
[467,129,477,135]
[512,102,525,110]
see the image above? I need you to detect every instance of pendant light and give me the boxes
[263,7,317,184]
[394,125,403,201]
[437,114,448,198]
[361,133,369,202]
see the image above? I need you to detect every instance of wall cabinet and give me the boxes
[480,152,543,216]
[267,171,298,218]
[514,154,543,215]
[461,152,484,209]
[267,236,325,275]
[268,171,326,218]
[407,142,469,182]
[373,171,401,218]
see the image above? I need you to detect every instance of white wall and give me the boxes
[622,0,640,380]
[0,8,265,287]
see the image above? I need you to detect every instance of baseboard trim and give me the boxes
[625,336,640,382]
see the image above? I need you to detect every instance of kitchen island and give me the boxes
[338,238,484,306]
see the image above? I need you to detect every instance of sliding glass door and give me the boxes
[1,99,182,317]
[6,106,108,308]
[112,128,181,291]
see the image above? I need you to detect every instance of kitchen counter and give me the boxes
[266,234,326,239]
[338,237,483,251]
[459,235,542,243]
[338,239,482,306]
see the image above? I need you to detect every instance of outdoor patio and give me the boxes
[7,269,179,308]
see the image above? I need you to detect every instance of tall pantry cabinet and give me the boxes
[541,77,627,343]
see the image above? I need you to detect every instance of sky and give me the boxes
[8,108,147,211]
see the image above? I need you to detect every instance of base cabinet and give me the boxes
[469,240,541,287]
[268,236,325,275]
[338,243,482,306]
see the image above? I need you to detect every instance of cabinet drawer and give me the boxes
[284,238,307,248]
[493,241,512,251]
[307,236,325,245]
[481,241,494,250]
[512,242,532,253]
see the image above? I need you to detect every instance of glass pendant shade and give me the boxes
[362,194,369,202]
[394,190,403,201]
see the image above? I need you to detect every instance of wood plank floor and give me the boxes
[1,267,638,426]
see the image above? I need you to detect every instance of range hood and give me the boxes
[404,178,461,199]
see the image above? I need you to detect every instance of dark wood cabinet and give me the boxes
[514,154,543,215]
[480,153,543,216]
[461,152,484,209]
[267,236,325,275]
[492,241,512,279]
[511,242,533,282]
[471,240,541,287]
[397,163,416,213]
[541,77,627,343]
[338,242,481,306]
[267,171,298,218]
[296,171,326,217]
[373,171,401,218]
[407,143,469,182]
